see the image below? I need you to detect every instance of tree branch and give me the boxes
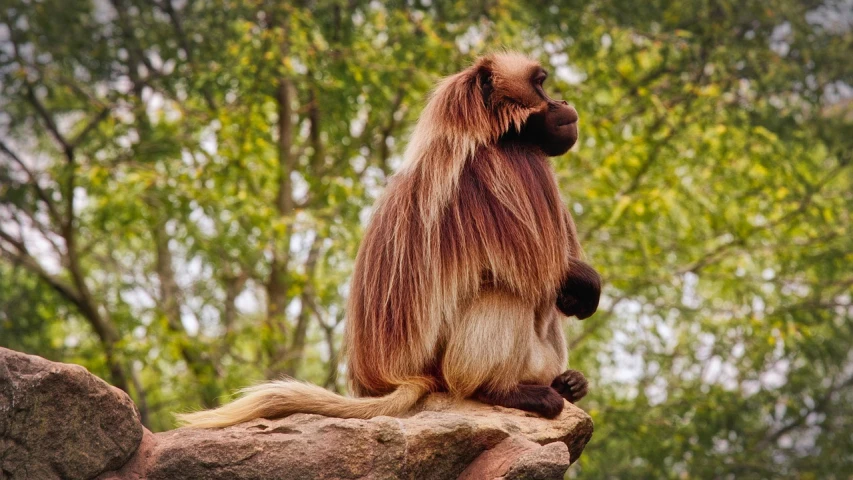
[0,230,85,313]
[24,86,73,158]
[69,107,111,150]
[0,139,62,224]
[152,0,218,111]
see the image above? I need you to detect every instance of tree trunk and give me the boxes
[153,220,220,407]
[265,74,296,377]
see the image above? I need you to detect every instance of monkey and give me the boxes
[177,52,600,428]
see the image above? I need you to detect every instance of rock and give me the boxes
[145,414,409,480]
[96,429,157,480]
[145,398,592,480]
[458,437,549,480]
[0,347,143,480]
[415,394,593,464]
[0,348,594,480]
[502,442,573,480]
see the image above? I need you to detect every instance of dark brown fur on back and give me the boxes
[347,139,571,395]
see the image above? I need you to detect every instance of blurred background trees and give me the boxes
[1,0,851,477]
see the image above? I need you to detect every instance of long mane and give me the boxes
[345,54,571,396]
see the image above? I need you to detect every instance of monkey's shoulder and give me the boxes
[459,144,565,211]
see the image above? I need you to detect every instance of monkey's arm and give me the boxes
[556,258,601,319]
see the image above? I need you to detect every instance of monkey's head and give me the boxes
[475,53,580,156]
[406,53,580,172]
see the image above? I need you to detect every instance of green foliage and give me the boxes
[1,0,851,477]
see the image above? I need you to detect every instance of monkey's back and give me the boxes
[345,143,571,397]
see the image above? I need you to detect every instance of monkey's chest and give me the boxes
[442,160,569,295]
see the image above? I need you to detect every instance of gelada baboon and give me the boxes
[178,52,600,428]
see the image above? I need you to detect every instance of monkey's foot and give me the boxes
[551,369,588,403]
[475,384,565,419]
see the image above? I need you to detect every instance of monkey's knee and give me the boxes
[475,384,565,419]
[556,259,601,319]
[551,369,588,403]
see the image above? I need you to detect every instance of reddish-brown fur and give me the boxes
[345,53,584,401]
[347,140,574,395]
[177,52,596,428]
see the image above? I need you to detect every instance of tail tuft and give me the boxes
[176,381,427,429]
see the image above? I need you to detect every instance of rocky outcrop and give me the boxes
[0,348,143,480]
[0,348,593,479]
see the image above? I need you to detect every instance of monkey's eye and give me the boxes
[534,71,548,86]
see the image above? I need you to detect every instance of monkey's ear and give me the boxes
[477,65,494,106]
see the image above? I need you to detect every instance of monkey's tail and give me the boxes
[176,380,429,428]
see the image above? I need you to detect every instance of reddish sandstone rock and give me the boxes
[0,347,143,480]
[0,348,594,480]
[144,397,592,480]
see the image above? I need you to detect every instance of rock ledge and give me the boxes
[0,347,593,480]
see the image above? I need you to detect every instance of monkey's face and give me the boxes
[521,67,579,156]
[480,57,579,157]
[521,99,580,157]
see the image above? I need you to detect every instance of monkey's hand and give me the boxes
[556,259,601,319]
[551,369,589,403]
